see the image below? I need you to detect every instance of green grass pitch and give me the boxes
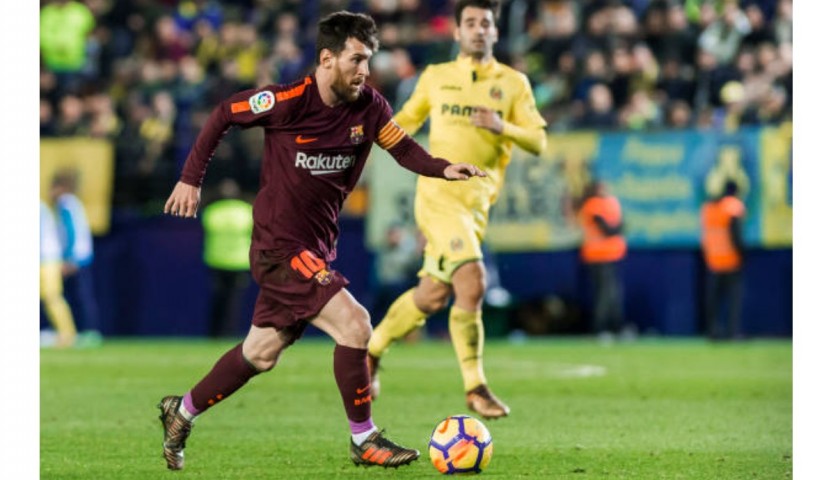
[41,337,791,479]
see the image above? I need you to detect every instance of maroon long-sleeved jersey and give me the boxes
[180,74,450,261]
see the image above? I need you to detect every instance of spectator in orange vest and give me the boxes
[577,180,631,342]
[701,180,746,340]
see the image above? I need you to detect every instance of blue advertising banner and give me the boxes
[594,129,763,248]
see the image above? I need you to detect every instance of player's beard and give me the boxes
[461,36,494,61]
[332,73,364,103]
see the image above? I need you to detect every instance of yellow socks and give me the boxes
[449,306,486,392]
[368,290,488,393]
[369,289,428,358]
[40,264,77,347]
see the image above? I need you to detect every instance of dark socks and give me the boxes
[333,344,372,424]
[185,342,259,416]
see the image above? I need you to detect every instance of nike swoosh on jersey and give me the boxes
[295,135,318,144]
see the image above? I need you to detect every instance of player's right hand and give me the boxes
[470,106,503,135]
[164,181,202,218]
[443,163,487,181]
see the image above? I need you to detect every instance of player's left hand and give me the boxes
[470,106,503,134]
[443,163,487,181]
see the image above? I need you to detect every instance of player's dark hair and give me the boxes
[316,11,379,63]
[454,0,501,25]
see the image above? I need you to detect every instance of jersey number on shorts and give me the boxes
[290,250,326,279]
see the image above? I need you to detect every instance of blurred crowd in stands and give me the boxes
[40,0,792,207]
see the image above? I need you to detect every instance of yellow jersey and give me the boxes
[394,55,547,218]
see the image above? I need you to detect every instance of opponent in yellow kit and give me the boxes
[368,0,547,419]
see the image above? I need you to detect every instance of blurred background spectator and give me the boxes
[576,179,631,343]
[50,170,103,346]
[701,180,746,340]
[40,0,96,96]
[201,178,253,338]
[40,200,78,348]
[371,224,424,324]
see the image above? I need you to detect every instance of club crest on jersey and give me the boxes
[314,269,334,285]
[349,124,364,145]
[489,86,503,101]
[249,91,275,114]
[450,237,464,252]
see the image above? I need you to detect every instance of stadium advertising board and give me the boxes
[595,126,792,248]
[40,138,115,235]
[366,127,792,251]
[757,124,793,247]
[596,129,760,248]
[366,143,422,250]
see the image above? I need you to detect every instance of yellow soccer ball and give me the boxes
[428,415,493,474]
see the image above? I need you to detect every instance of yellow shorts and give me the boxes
[415,203,486,284]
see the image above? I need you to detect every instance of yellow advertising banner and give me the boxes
[365,133,598,252]
[759,124,793,247]
[40,138,114,235]
[484,132,598,251]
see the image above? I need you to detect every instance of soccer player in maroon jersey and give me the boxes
[157,11,485,471]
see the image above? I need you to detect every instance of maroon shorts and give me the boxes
[250,248,349,341]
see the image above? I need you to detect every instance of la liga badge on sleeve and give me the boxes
[249,91,275,114]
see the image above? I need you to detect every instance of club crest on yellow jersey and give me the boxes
[489,86,503,100]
